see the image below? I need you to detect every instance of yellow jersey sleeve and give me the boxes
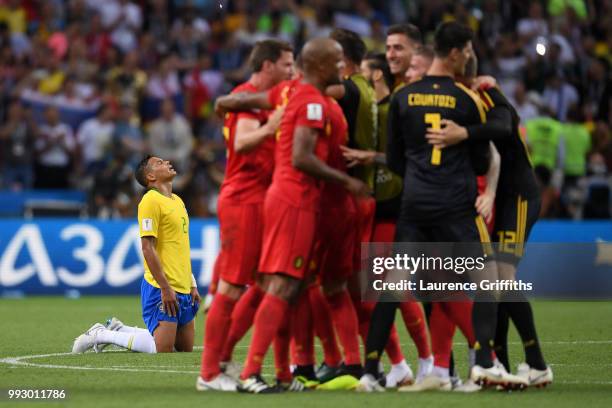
[138,192,161,238]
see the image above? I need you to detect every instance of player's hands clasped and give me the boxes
[425,119,468,148]
[161,287,179,317]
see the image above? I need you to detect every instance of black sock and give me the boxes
[472,299,498,368]
[293,365,316,380]
[449,350,456,377]
[340,363,363,379]
[505,299,546,370]
[364,301,398,376]
[494,302,511,372]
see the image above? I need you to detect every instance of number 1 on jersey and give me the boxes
[425,113,442,165]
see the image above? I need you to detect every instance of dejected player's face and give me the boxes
[386,34,414,77]
[271,51,295,83]
[148,157,176,184]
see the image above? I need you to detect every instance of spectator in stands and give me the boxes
[144,54,181,120]
[148,98,193,192]
[113,101,147,169]
[34,105,76,189]
[526,114,564,217]
[511,82,541,125]
[76,104,116,177]
[107,50,147,113]
[1,100,35,190]
[91,149,135,219]
[560,106,593,218]
[542,69,580,122]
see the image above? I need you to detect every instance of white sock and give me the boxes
[96,329,156,353]
[117,324,151,336]
[432,365,450,379]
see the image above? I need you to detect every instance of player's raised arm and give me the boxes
[293,125,370,196]
[234,106,285,153]
[214,91,274,117]
[385,93,406,176]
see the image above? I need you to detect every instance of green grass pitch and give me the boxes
[1,297,611,407]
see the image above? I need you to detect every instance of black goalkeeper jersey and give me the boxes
[387,75,490,224]
[469,87,540,200]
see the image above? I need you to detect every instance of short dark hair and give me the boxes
[364,52,394,90]
[135,155,153,188]
[386,23,422,45]
[330,28,367,64]
[433,22,473,57]
[249,39,293,72]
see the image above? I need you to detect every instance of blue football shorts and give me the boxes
[141,278,199,334]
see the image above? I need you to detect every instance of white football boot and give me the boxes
[385,360,414,388]
[398,374,451,392]
[356,374,385,392]
[471,365,528,390]
[196,373,239,392]
[517,362,553,388]
[71,323,106,353]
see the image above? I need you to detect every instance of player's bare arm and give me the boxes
[339,145,384,167]
[234,106,285,153]
[292,125,370,196]
[476,142,501,223]
[141,236,178,318]
[325,84,345,99]
[214,91,273,117]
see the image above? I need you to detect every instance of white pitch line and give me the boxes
[1,339,612,382]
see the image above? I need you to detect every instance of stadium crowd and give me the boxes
[0,0,611,219]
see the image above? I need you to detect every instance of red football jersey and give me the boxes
[321,96,351,206]
[219,81,275,204]
[268,81,330,210]
[268,77,302,108]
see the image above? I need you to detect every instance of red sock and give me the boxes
[200,293,237,380]
[399,301,431,358]
[209,257,222,295]
[326,289,361,365]
[241,293,289,379]
[442,301,475,346]
[385,324,404,365]
[308,285,342,367]
[221,284,264,362]
[291,292,315,366]
[274,314,292,382]
[430,302,456,368]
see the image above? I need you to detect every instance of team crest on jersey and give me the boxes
[307,103,322,120]
[294,256,304,269]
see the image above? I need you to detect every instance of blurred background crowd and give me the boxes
[0,0,611,219]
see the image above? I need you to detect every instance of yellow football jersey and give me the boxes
[138,189,191,294]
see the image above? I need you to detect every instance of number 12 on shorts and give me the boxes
[425,113,442,165]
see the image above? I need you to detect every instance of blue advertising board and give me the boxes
[0,219,219,296]
[0,219,610,296]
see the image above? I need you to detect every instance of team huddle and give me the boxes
[72,21,553,394]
